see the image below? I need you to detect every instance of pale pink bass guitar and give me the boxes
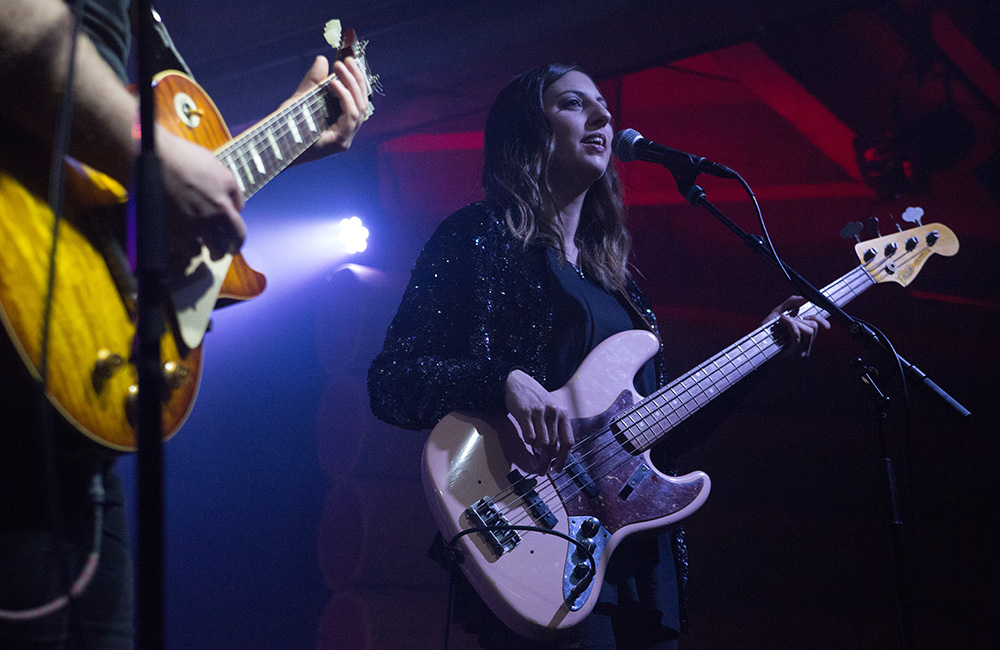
[422,222,957,639]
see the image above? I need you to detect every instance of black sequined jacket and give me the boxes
[368,200,696,630]
[367,200,667,427]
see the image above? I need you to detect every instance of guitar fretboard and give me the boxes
[215,81,336,200]
[612,265,876,452]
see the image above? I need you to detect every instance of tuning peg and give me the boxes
[840,221,864,242]
[901,206,924,226]
[865,215,881,237]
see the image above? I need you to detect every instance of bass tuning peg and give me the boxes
[839,221,864,242]
[901,206,924,226]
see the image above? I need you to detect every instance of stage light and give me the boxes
[338,216,369,254]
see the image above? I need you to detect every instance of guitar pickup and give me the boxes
[465,497,520,558]
[507,470,557,529]
[618,463,650,500]
[563,454,600,498]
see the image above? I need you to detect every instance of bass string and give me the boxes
[491,264,880,529]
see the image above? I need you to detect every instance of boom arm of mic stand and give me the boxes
[676,178,970,419]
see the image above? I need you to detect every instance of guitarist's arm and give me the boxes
[0,0,246,258]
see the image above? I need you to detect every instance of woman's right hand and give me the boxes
[504,369,574,473]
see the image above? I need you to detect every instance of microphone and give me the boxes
[611,129,737,180]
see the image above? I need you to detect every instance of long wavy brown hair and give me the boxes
[482,63,631,291]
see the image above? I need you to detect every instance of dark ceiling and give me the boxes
[153,0,1000,268]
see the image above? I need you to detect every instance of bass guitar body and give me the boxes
[422,329,710,639]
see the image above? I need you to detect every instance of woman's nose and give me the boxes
[587,102,611,128]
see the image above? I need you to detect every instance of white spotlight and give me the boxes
[338,216,369,254]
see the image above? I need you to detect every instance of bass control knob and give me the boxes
[579,516,601,538]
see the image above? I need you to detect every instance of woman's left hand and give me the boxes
[765,295,831,358]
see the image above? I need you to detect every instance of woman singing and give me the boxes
[368,63,827,649]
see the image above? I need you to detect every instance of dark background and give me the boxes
[118,1,999,648]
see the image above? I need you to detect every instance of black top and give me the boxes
[546,248,656,394]
[81,0,132,82]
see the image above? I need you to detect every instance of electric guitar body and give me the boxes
[0,22,377,450]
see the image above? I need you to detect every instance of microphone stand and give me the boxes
[667,168,970,650]
[135,1,166,648]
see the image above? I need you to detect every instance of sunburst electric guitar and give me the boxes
[0,22,377,451]
[422,222,958,639]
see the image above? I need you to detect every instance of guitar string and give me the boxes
[487,261,883,529]
[616,263,876,450]
[213,57,366,195]
[217,82,326,163]
[216,83,332,197]
[225,51,371,177]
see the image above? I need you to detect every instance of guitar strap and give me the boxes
[130,4,195,77]
[616,288,659,339]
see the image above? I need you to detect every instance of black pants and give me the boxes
[472,604,679,650]
[0,467,133,650]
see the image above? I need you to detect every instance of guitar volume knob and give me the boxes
[92,349,125,391]
[162,361,192,390]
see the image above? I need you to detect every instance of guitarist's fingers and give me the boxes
[323,59,367,148]
[531,408,549,448]
[289,55,330,101]
[334,57,369,117]
[159,130,246,259]
[514,410,537,446]
[552,411,574,473]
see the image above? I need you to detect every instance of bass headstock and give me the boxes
[853,221,959,287]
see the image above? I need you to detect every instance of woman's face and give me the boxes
[542,70,613,196]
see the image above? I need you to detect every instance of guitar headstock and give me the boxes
[324,19,381,120]
[855,222,959,286]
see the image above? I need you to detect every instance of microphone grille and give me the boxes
[611,128,642,162]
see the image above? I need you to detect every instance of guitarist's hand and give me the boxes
[158,128,247,261]
[765,295,831,358]
[505,369,574,474]
[285,55,370,165]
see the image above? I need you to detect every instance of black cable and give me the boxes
[733,170,792,285]
[40,0,90,603]
[436,523,600,648]
[0,472,106,621]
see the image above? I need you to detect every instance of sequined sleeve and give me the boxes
[367,204,521,430]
